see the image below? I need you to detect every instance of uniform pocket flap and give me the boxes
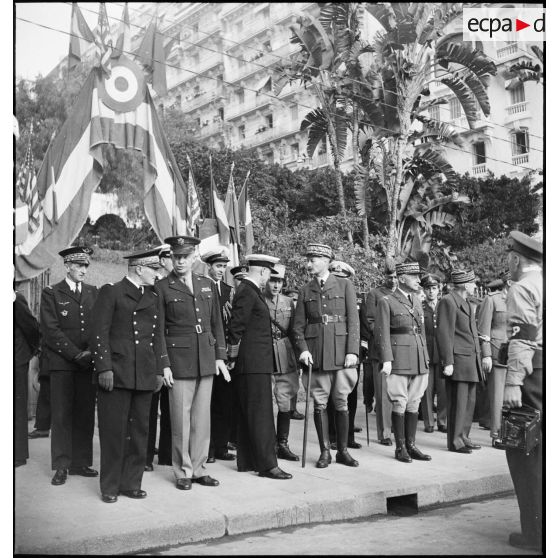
[334,322,347,336]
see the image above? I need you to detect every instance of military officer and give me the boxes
[145,244,173,471]
[361,264,398,445]
[156,236,230,491]
[375,262,431,463]
[419,274,447,433]
[15,290,40,467]
[264,263,300,462]
[436,269,483,454]
[230,264,249,288]
[477,272,511,441]
[502,231,542,552]
[293,244,359,469]
[228,254,292,479]
[201,248,236,463]
[90,248,164,503]
[41,247,98,486]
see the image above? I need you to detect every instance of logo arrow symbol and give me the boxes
[516,18,530,32]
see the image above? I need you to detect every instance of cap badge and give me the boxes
[177,238,185,245]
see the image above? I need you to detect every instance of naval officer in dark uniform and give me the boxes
[156,237,230,491]
[40,247,98,486]
[228,254,292,479]
[90,248,163,503]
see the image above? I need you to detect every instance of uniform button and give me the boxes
[134,321,137,325]
[153,325,156,328]
[150,343,153,346]
[154,315,157,318]
[133,312,137,315]
[135,340,139,344]
[196,308,200,311]
[135,331,139,335]
[198,318,201,322]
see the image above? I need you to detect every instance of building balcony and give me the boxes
[227,43,295,83]
[226,94,272,121]
[506,101,528,116]
[504,101,531,124]
[496,43,519,60]
[199,120,224,138]
[512,153,529,166]
[184,86,226,113]
[472,163,487,176]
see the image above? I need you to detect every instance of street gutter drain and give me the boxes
[386,493,418,516]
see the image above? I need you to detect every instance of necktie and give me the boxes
[320,279,325,289]
[217,281,221,296]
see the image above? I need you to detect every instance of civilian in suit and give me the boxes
[145,245,174,471]
[228,254,292,480]
[28,345,51,439]
[41,247,98,486]
[202,249,236,463]
[90,248,164,503]
[156,237,230,491]
[293,244,360,469]
[436,269,483,454]
[15,290,40,467]
[375,262,431,463]
[360,265,398,445]
[419,274,447,433]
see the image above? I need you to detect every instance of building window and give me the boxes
[511,129,529,155]
[510,83,525,105]
[193,85,201,98]
[265,114,273,129]
[192,52,200,66]
[175,94,182,108]
[193,23,199,34]
[291,142,299,159]
[236,90,244,104]
[428,105,440,122]
[264,151,274,164]
[263,40,272,52]
[262,79,272,93]
[238,125,245,140]
[218,107,224,120]
[262,7,270,19]
[473,141,486,165]
[290,104,298,121]
[449,97,461,120]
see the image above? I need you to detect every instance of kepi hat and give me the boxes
[305,243,334,260]
[59,246,93,265]
[123,247,161,269]
[395,262,421,276]
[329,260,355,279]
[451,269,476,285]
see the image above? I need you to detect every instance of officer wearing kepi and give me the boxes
[293,243,360,469]
[90,247,164,503]
[41,247,98,486]
[264,263,300,462]
[502,231,543,552]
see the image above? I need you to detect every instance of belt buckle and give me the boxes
[195,325,203,334]
[321,314,329,324]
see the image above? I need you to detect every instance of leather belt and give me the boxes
[166,325,204,335]
[390,326,422,335]
[308,314,347,324]
[272,332,289,341]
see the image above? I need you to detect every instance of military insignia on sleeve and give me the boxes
[61,310,68,317]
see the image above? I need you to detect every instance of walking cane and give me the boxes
[365,404,370,446]
[301,362,312,468]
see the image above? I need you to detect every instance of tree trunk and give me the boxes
[352,102,369,253]
[386,136,407,261]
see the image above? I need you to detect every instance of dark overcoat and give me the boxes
[40,281,98,372]
[228,279,274,375]
[293,274,359,371]
[155,272,226,378]
[374,290,429,375]
[436,291,482,383]
[90,278,163,391]
[423,302,440,364]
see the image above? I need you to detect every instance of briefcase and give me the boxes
[493,406,541,455]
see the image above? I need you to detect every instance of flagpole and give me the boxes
[209,154,215,218]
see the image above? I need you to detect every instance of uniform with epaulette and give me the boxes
[477,272,509,439]
[264,263,300,462]
[90,248,164,502]
[293,244,360,469]
[156,237,228,490]
[41,247,98,485]
[374,262,431,463]
[201,249,237,463]
[502,231,543,552]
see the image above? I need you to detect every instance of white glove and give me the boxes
[299,350,314,367]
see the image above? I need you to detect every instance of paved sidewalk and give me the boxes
[15,407,513,555]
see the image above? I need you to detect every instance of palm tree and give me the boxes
[507,45,544,85]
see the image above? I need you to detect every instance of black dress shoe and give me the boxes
[14,459,26,468]
[424,426,434,433]
[437,425,447,433]
[28,429,49,439]
[449,446,472,454]
[395,448,412,463]
[51,469,68,485]
[192,475,219,487]
[119,489,147,499]
[478,423,491,431]
[157,459,172,466]
[465,442,482,450]
[215,451,236,461]
[290,410,305,420]
[258,466,292,479]
[330,441,337,450]
[69,466,99,477]
[316,449,332,468]
[336,449,359,467]
[508,532,541,551]
[144,464,154,472]
[176,478,192,490]
[227,442,237,451]
[348,439,362,449]
[101,494,118,503]
[406,445,432,461]
[380,438,393,446]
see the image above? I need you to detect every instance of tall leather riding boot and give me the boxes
[392,412,412,463]
[335,410,359,467]
[276,411,299,461]
[327,398,337,449]
[405,411,431,461]
[313,409,332,468]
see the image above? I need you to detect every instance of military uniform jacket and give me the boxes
[90,278,163,391]
[477,291,508,359]
[15,292,40,367]
[228,279,274,375]
[423,301,439,364]
[265,293,297,375]
[293,274,359,371]
[436,291,482,383]
[374,290,429,375]
[40,280,98,372]
[215,280,234,340]
[155,272,226,379]
[360,286,393,360]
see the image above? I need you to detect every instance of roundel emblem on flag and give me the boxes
[98,56,146,113]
